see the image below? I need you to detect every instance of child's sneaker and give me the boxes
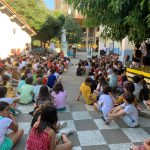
[59,121,67,129]
[143,100,150,110]
[15,109,22,116]
[59,128,74,136]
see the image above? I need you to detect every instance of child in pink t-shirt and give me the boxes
[51,82,67,111]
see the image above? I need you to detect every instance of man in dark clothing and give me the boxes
[131,43,142,68]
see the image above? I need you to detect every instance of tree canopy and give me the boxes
[6,0,65,44]
[66,0,150,43]
[64,16,83,44]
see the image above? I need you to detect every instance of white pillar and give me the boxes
[61,27,68,57]
[119,36,134,62]
[86,27,89,58]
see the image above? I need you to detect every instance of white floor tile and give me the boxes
[72,146,82,150]
[109,143,132,150]
[121,128,150,142]
[18,122,31,134]
[85,104,94,111]
[60,120,76,131]
[18,105,33,114]
[64,105,70,112]
[77,130,106,146]
[72,111,92,120]
[94,119,119,130]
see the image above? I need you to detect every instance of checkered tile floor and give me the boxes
[15,103,150,150]
[14,57,150,150]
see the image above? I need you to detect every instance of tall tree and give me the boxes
[6,0,65,45]
[64,15,83,44]
[66,0,150,43]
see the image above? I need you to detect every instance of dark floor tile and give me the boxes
[68,132,80,146]
[69,104,87,111]
[13,134,28,150]
[74,119,98,131]
[82,145,110,150]
[115,118,128,128]
[89,111,101,119]
[58,112,73,120]
[101,129,131,144]
[143,127,150,134]
[16,113,32,122]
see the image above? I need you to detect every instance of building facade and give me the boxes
[0,0,36,58]
[55,0,96,48]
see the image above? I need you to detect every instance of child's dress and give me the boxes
[26,126,51,150]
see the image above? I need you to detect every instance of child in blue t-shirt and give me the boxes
[47,69,57,89]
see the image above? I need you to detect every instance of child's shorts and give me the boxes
[0,137,13,150]
[57,107,66,111]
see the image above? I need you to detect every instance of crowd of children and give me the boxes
[76,50,150,149]
[0,52,73,150]
[76,53,150,125]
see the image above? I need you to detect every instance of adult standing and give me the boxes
[143,43,150,68]
[131,44,142,68]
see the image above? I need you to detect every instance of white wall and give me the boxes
[0,11,31,58]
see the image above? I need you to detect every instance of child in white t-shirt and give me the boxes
[108,92,139,127]
[0,101,23,149]
[94,86,113,124]
[133,76,143,100]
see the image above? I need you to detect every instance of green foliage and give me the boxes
[6,0,65,44]
[64,16,83,44]
[66,0,150,43]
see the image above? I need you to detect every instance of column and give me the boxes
[119,36,134,62]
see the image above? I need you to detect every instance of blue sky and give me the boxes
[44,0,54,10]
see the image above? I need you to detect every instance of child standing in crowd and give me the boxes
[51,82,67,111]
[18,77,34,104]
[0,101,23,149]
[108,92,139,127]
[26,105,72,150]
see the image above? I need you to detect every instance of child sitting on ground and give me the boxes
[94,76,108,98]
[1,75,16,98]
[17,74,27,92]
[0,86,20,115]
[26,104,73,150]
[33,77,43,102]
[108,92,139,127]
[51,82,67,111]
[94,86,113,124]
[109,82,135,105]
[133,76,143,100]
[107,69,118,91]
[18,77,34,104]
[0,101,24,149]
[76,77,97,105]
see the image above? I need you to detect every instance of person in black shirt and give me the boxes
[131,44,142,68]
[143,43,150,67]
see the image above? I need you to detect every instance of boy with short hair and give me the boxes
[108,92,139,127]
